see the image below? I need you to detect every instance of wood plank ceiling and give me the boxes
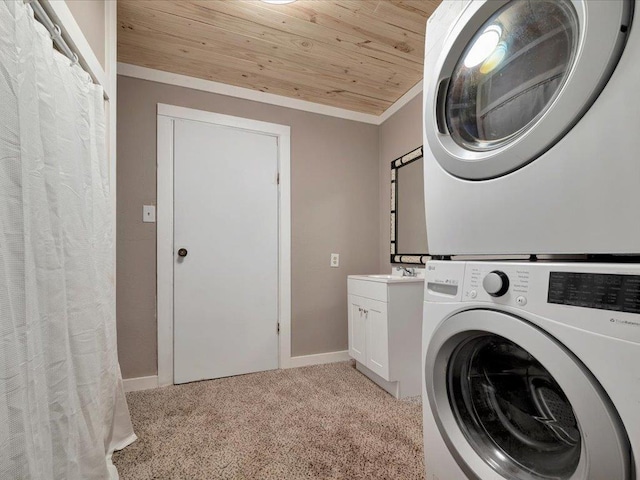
[117,0,440,115]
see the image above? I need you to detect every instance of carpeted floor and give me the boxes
[113,361,425,479]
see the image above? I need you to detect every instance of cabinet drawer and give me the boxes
[348,278,388,302]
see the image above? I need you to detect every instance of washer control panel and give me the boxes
[463,263,531,306]
[425,261,640,343]
[425,262,531,307]
[548,271,640,314]
[425,261,465,301]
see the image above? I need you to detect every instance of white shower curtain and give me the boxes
[0,1,135,479]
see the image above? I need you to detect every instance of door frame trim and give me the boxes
[156,103,291,386]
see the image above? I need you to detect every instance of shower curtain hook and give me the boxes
[70,53,79,67]
[51,24,62,41]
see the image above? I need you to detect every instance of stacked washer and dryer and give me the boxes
[420,1,640,479]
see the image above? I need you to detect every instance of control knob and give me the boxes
[483,271,510,297]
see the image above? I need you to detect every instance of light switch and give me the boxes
[330,253,339,268]
[143,205,156,223]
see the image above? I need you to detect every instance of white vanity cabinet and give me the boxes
[348,295,389,378]
[347,274,424,398]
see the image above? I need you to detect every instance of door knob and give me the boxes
[178,248,188,257]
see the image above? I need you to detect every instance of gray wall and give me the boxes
[117,76,380,379]
[65,0,105,68]
[379,94,425,273]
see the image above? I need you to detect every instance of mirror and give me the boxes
[390,146,428,265]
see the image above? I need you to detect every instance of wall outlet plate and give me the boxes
[330,253,339,267]
[143,205,156,223]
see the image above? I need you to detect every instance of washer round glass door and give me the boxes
[424,0,632,180]
[424,310,631,480]
[449,335,580,479]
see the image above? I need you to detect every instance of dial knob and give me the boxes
[483,271,509,297]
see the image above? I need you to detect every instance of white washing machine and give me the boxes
[422,260,640,480]
[422,0,639,255]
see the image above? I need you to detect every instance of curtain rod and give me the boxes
[26,0,79,66]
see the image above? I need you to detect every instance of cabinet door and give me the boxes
[364,298,390,380]
[348,295,367,364]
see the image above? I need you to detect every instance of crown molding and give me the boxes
[117,63,422,126]
[377,80,423,124]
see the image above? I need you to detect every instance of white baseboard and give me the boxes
[125,353,348,390]
[123,375,159,392]
[285,350,351,369]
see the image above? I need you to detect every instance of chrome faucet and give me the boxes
[400,267,417,277]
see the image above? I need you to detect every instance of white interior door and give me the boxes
[173,118,279,384]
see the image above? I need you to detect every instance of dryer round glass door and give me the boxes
[424,0,632,180]
[446,0,578,152]
[424,310,631,480]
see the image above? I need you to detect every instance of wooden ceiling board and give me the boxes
[273,1,426,59]
[200,1,424,70]
[359,1,440,34]
[121,4,413,92]
[119,3,402,111]
[388,0,443,16]
[147,0,423,69]
[120,42,390,113]
[118,0,441,115]
[119,33,395,112]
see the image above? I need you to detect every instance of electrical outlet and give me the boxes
[330,253,339,268]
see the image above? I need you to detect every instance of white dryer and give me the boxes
[423,0,638,255]
[422,260,640,479]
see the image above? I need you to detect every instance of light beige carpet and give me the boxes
[113,361,425,479]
